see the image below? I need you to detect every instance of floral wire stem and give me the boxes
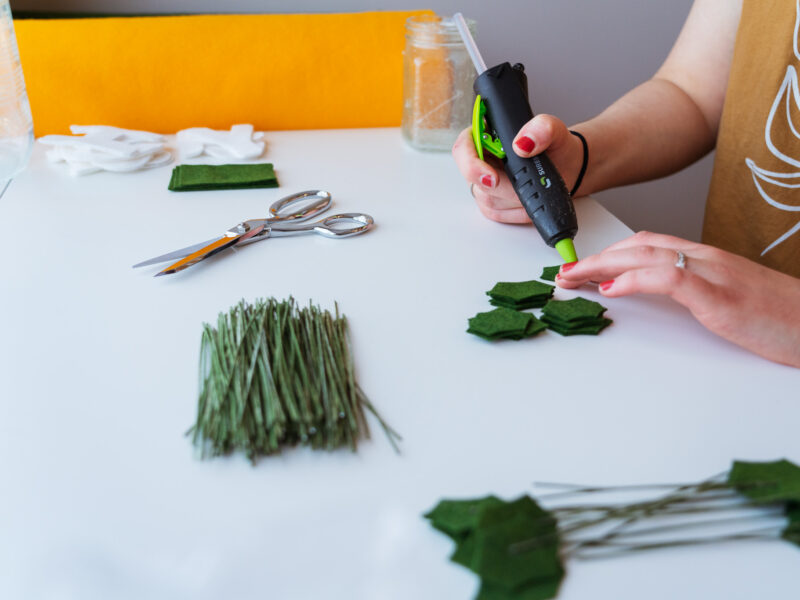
[533,473,729,500]
[560,480,740,554]
[189,297,399,461]
[570,525,784,559]
[508,475,793,557]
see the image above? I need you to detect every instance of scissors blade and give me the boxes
[132,237,222,268]
[154,221,269,276]
[154,235,243,276]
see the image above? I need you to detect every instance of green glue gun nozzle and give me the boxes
[555,238,578,263]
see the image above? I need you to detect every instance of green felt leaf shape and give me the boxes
[523,318,548,337]
[728,459,800,547]
[487,281,555,303]
[425,496,505,539]
[476,578,562,600]
[468,308,534,338]
[539,266,560,282]
[452,533,477,567]
[543,317,613,336]
[472,497,564,591]
[539,315,607,329]
[783,503,800,546]
[542,297,606,322]
[425,495,565,599]
[468,309,545,341]
[728,459,800,504]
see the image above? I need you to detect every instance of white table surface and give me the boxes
[1,128,798,600]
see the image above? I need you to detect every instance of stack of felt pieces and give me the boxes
[39,125,172,176]
[168,163,278,191]
[424,496,564,600]
[486,280,555,310]
[467,307,547,341]
[467,274,612,341]
[467,280,553,340]
[540,297,612,336]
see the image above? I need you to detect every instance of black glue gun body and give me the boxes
[474,62,578,247]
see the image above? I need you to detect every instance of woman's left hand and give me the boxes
[555,231,800,368]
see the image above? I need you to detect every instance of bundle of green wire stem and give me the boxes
[189,297,398,461]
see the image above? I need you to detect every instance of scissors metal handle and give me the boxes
[270,213,374,238]
[269,190,332,224]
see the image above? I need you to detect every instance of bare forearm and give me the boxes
[572,76,716,196]
[570,0,741,197]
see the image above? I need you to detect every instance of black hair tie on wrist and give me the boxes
[568,130,588,197]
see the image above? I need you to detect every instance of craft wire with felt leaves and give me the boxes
[425,459,800,600]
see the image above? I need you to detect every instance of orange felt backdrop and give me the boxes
[15,11,433,136]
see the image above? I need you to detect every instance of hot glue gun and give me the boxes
[453,13,578,262]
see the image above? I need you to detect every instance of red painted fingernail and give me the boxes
[599,280,614,291]
[480,174,494,188]
[515,136,535,153]
[560,261,577,273]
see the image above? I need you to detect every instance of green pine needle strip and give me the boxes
[189,297,399,461]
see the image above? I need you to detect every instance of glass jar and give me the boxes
[0,0,33,181]
[402,15,476,152]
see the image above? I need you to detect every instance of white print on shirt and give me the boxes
[744,0,800,255]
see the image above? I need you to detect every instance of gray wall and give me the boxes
[12,0,711,241]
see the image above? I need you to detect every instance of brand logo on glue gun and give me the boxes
[533,156,551,188]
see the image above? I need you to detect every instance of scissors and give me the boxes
[133,190,374,276]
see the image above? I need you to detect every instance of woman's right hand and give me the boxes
[451,114,586,223]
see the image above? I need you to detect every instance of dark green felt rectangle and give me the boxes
[168,163,279,191]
